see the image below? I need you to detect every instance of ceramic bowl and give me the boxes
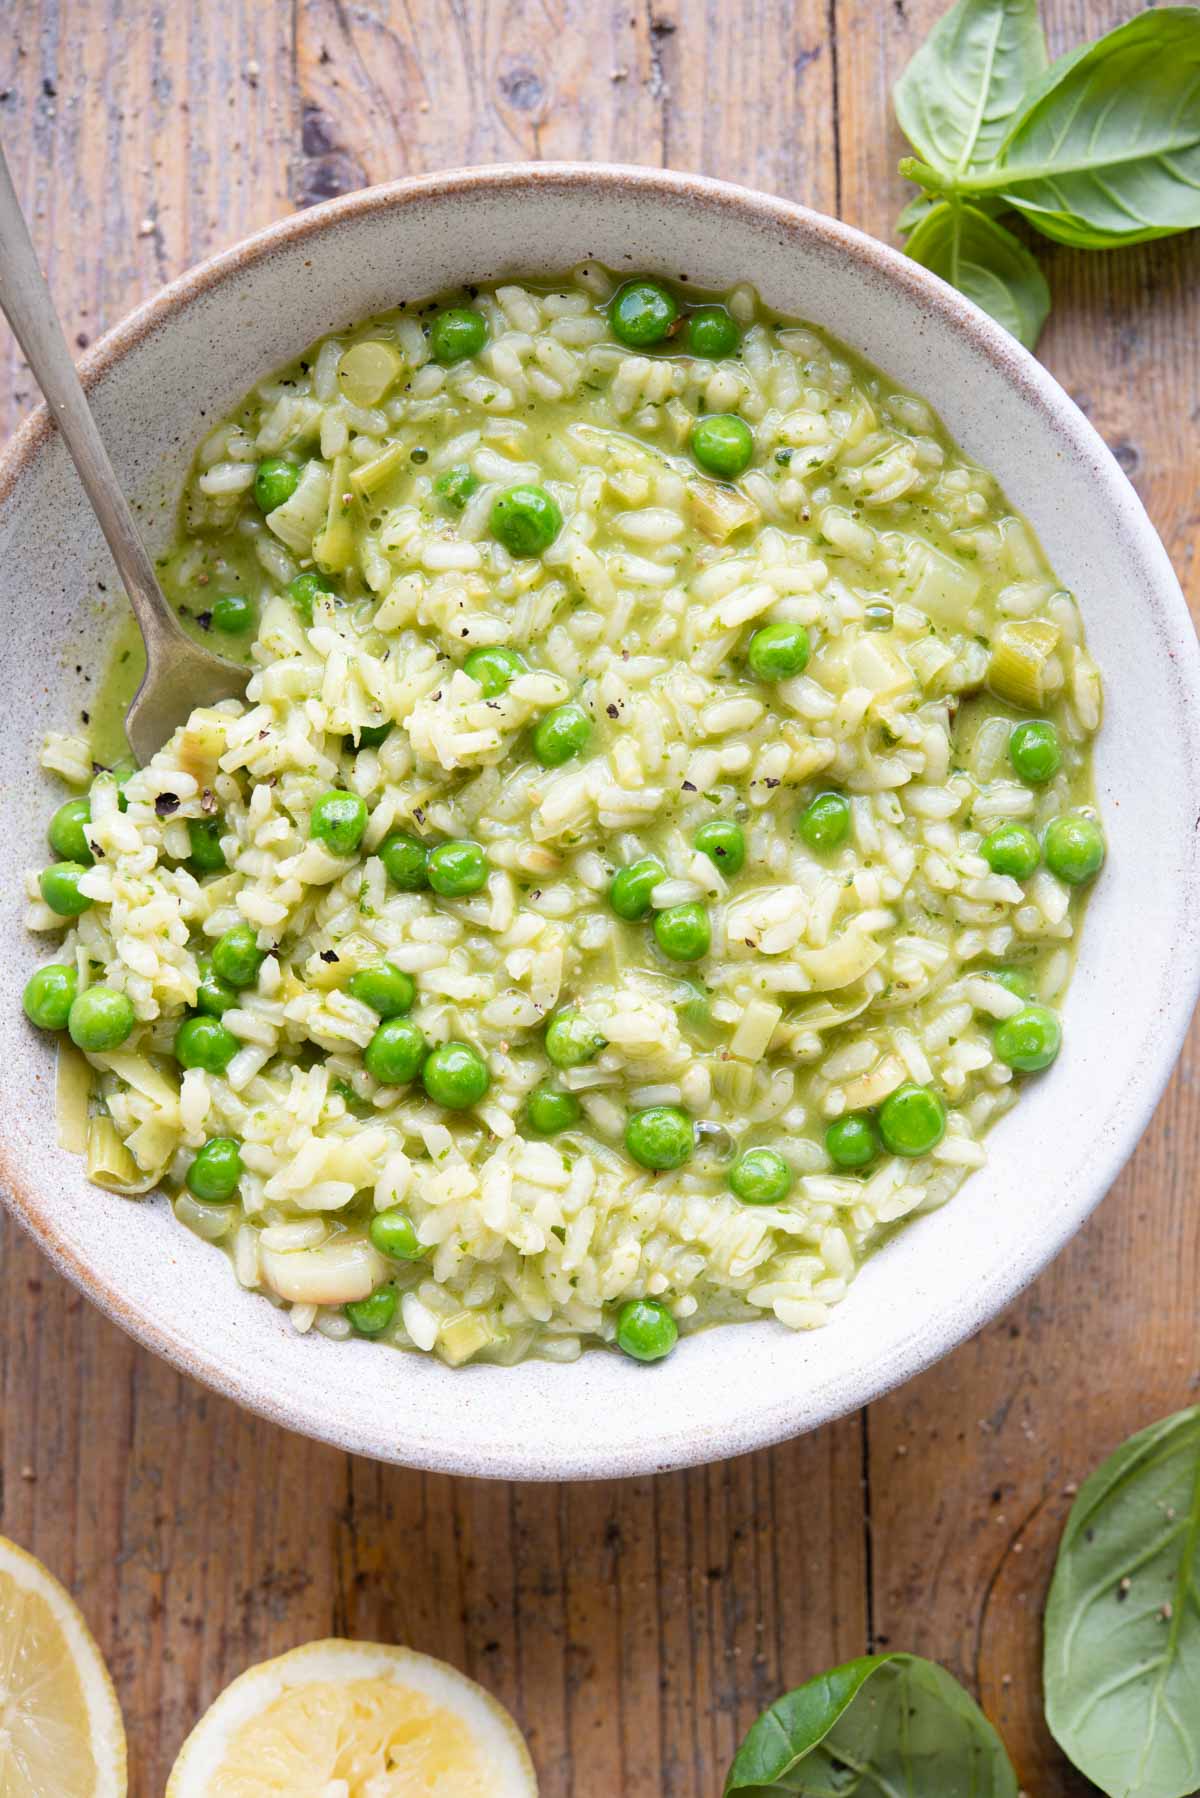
[2,165,1197,1481]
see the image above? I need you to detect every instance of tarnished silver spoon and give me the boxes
[0,143,248,765]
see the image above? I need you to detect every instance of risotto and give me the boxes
[22,268,1105,1367]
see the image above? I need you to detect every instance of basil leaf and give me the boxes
[1044,1406,1200,1798]
[893,0,1047,181]
[905,201,1050,349]
[724,1653,1018,1795]
[896,192,937,238]
[987,8,1200,248]
[897,191,1008,236]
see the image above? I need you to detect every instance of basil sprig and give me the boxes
[894,0,1200,347]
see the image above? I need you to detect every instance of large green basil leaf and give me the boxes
[905,200,1050,349]
[1044,1406,1200,1798]
[724,1653,1018,1795]
[893,0,1047,181]
[987,9,1200,248]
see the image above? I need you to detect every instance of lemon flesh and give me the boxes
[0,1536,126,1797]
[168,1640,536,1797]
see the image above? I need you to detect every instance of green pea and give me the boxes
[980,822,1039,879]
[40,862,93,917]
[195,956,238,1017]
[1043,814,1105,886]
[728,1147,792,1205]
[347,961,416,1018]
[610,279,679,348]
[22,964,78,1031]
[186,1136,243,1203]
[254,457,299,513]
[694,819,745,876]
[653,902,711,963]
[464,645,526,696]
[532,702,591,767]
[825,1112,879,1170]
[524,1084,582,1136]
[985,967,1036,1002]
[67,985,134,1050]
[429,307,488,364]
[608,855,666,921]
[352,722,392,750]
[48,798,92,865]
[545,1011,606,1068]
[684,305,740,359]
[175,1014,239,1074]
[67,985,136,1053]
[1008,719,1061,785]
[615,1296,678,1362]
[287,572,332,624]
[422,1041,490,1109]
[993,1003,1062,1074]
[379,831,430,891]
[798,791,851,854]
[878,1083,946,1158]
[625,1105,694,1171]
[692,414,755,480]
[345,1284,398,1337]
[748,620,810,681]
[186,816,227,874]
[364,1018,427,1086]
[369,1208,426,1261]
[490,484,563,557]
[211,592,256,634]
[310,790,368,857]
[211,923,264,989]
[427,839,488,897]
[434,465,480,512]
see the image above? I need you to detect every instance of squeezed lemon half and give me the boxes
[166,1638,537,1796]
[0,1533,126,1796]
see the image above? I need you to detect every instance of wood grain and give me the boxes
[0,2,1197,1792]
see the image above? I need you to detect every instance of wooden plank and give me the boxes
[832,2,1200,1791]
[3,1,1196,1793]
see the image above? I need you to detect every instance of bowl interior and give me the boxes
[2,165,1197,1480]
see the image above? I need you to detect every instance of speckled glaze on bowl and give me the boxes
[1,164,1197,1482]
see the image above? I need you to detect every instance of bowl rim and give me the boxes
[2,160,1198,1479]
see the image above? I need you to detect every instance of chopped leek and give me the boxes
[336,340,403,407]
[988,619,1062,709]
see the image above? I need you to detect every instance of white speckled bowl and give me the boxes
[1,165,1197,1481]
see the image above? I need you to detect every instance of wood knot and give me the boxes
[295,102,367,209]
[498,61,545,113]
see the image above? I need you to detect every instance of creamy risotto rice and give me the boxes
[23,267,1105,1367]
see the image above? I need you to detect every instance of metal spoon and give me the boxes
[0,144,248,766]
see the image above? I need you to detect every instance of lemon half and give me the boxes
[166,1638,538,1796]
[0,1533,126,1796]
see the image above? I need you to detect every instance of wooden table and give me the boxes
[1,4,1197,1791]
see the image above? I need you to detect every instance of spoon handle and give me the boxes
[0,141,185,661]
